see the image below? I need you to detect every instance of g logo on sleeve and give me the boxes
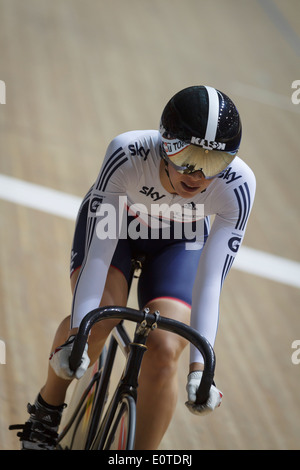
[90,196,103,213]
[228,236,242,253]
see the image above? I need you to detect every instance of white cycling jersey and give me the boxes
[71,130,256,364]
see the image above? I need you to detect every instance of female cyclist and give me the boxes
[12,85,256,450]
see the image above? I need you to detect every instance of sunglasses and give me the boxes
[160,142,236,179]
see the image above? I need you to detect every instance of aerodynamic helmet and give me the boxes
[159,85,242,178]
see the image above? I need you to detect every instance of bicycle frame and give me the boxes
[90,310,159,450]
[57,306,215,450]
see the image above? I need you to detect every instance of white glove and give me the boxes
[185,371,223,416]
[49,336,90,380]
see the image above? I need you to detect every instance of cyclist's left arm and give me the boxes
[186,165,256,414]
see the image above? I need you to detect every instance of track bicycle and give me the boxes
[56,303,216,450]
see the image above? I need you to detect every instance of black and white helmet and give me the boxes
[159,86,242,178]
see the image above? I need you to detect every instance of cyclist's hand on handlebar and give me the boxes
[185,371,223,416]
[49,336,90,380]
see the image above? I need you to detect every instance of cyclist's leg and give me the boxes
[134,241,203,450]
[135,297,191,450]
[13,265,129,450]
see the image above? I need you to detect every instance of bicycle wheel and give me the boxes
[100,395,136,450]
[57,348,107,450]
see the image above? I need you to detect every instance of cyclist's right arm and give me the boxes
[49,135,134,379]
[70,136,133,329]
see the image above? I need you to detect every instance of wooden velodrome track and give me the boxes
[0,0,299,451]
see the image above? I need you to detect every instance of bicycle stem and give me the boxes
[119,310,158,396]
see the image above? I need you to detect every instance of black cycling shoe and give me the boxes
[9,395,66,450]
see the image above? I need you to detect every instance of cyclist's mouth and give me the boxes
[180,181,201,193]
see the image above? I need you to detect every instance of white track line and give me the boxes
[234,246,300,289]
[0,173,80,220]
[229,81,300,114]
[0,173,299,288]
